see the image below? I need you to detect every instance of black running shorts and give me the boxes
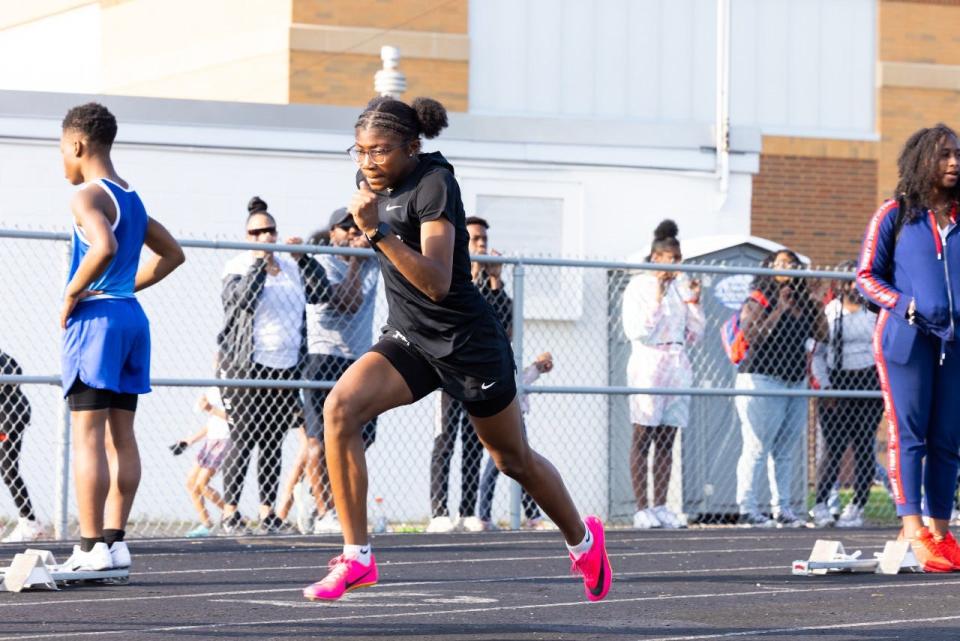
[370,323,516,418]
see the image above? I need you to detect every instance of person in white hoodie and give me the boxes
[622,220,704,529]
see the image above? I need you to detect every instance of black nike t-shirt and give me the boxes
[356,152,495,359]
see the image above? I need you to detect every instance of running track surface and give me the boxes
[0,528,958,641]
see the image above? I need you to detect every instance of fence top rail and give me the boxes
[0,375,881,398]
[0,227,856,279]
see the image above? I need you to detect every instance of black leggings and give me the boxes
[815,368,884,508]
[0,421,34,520]
[430,393,485,518]
[221,364,301,508]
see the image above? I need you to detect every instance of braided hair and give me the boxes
[895,123,960,223]
[355,96,449,141]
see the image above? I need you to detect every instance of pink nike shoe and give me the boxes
[303,553,379,601]
[570,515,612,602]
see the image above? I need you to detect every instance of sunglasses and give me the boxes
[247,226,277,236]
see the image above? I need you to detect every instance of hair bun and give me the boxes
[653,219,678,242]
[411,97,448,139]
[247,196,268,215]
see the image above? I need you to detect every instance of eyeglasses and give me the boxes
[347,142,408,165]
[247,226,277,236]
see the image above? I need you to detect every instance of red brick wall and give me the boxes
[751,154,879,267]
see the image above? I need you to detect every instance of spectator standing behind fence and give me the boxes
[735,249,827,528]
[169,386,232,537]
[809,261,882,529]
[301,207,380,534]
[477,352,554,530]
[217,197,330,534]
[428,216,511,533]
[622,220,704,530]
[856,123,960,572]
[0,349,42,543]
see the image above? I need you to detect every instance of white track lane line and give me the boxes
[0,564,786,610]
[107,543,844,578]
[0,578,958,641]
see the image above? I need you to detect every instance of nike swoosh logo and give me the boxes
[590,555,606,596]
[481,381,496,390]
[345,566,375,589]
[386,204,403,211]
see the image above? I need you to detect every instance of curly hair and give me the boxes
[355,96,448,141]
[62,103,117,148]
[895,123,960,222]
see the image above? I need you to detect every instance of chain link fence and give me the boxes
[0,228,906,541]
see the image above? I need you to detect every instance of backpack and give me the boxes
[721,289,770,365]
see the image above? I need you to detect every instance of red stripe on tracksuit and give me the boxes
[872,309,904,505]
[858,200,900,309]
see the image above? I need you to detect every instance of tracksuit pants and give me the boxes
[875,310,960,519]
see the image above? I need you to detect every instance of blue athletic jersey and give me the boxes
[68,178,148,301]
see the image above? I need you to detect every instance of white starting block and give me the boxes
[874,540,924,575]
[792,539,880,576]
[0,549,129,592]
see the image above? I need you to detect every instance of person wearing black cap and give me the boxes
[301,207,380,534]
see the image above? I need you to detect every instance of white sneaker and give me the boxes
[312,510,341,535]
[425,515,457,533]
[480,519,500,531]
[809,502,834,528]
[632,508,662,529]
[109,541,131,569]
[459,516,485,532]
[836,503,864,528]
[2,517,44,543]
[61,542,113,572]
[773,508,806,529]
[652,505,685,529]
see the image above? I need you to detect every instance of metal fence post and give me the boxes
[54,240,71,540]
[509,261,525,530]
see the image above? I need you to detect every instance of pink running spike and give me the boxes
[569,515,612,602]
[303,553,379,601]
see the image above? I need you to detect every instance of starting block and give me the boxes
[792,539,879,576]
[0,549,129,592]
[874,540,923,575]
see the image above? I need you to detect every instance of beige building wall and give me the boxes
[877,0,960,204]
[0,0,469,108]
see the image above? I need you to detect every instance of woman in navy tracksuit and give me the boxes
[857,123,960,572]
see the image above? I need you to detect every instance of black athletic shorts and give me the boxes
[303,353,377,446]
[370,323,516,418]
[66,379,138,412]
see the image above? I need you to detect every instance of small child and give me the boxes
[171,387,231,537]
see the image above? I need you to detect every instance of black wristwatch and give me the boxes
[366,222,391,246]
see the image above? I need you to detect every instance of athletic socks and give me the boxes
[80,536,105,553]
[566,523,593,557]
[343,544,372,566]
[104,529,125,547]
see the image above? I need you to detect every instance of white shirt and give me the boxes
[223,252,305,370]
[202,387,230,440]
[810,299,877,388]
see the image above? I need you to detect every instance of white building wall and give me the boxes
[0,92,757,525]
[470,0,876,138]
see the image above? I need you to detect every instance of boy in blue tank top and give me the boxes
[59,103,185,572]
